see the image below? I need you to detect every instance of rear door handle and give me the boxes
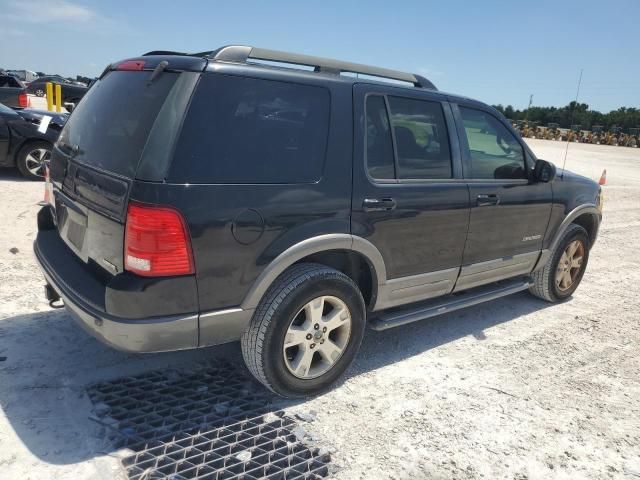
[476,194,500,206]
[363,198,396,212]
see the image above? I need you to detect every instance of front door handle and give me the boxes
[363,197,396,212]
[476,194,500,206]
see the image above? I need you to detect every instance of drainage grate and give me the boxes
[87,360,331,479]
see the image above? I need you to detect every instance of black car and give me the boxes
[27,76,88,104]
[34,46,602,397]
[0,103,67,179]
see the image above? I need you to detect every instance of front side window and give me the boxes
[459,107,525,179]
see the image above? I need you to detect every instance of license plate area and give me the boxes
[55,191,89,262]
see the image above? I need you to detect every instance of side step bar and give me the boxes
[369,277,533,331]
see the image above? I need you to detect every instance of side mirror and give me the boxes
[533,159,556,183]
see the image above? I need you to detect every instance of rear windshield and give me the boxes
[169,74,330,184]
[57,70,179,178]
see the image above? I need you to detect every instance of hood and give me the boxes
[556,168,598,186]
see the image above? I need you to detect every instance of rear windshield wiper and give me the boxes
[147,61,169,85]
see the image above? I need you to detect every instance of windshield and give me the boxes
[57,70,179,178]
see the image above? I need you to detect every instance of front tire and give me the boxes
[529,224,590,302]
[241,263,366,398]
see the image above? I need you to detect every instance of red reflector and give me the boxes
[18,92,28,108]
[124,203,194,277]
[117,60,146,71]
[43,165,51,203]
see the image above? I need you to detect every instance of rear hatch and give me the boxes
[48,56,203,275]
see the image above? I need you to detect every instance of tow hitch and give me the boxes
[44,284,64,309]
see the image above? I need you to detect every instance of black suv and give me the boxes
[34,46,602,397]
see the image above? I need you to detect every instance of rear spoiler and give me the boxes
[99,55,207,80]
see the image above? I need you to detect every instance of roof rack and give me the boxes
[154,45,436,90]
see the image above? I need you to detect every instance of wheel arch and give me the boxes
[240,235,386,311]
[548,204,600,253]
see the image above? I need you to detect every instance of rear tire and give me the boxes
[16,141,51,180]
[529,224,589,302]
[241,263,366,398]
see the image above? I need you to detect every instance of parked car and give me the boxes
[27,76,88,104]
[34,46,602,397]
[0,103,67,179]
[0,74,28,109]
[6,69,39,83]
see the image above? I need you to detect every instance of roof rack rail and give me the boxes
[197,45,437,90]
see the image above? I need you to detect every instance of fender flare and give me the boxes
[240,234,387,310]
[548,204,600,253]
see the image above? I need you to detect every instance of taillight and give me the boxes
[117,60,145,71]
[18,92,28,108]
[124,203,194,277]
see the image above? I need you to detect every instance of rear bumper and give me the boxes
[34,228,199,352]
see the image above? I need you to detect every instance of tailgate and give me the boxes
[47,65,199,274]
[50,155,129,274]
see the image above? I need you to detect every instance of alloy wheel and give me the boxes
[555,240,585,291]
[282,295,352,379]
[24,148,50,177]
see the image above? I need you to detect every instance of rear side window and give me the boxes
[388,96,451,179]
[365,95,395,179]
[459,107,525,179]
[170,74,330,184]
[58,71,179,178]
[365,94,452,180]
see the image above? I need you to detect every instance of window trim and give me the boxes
[363,91,458,184]
[453,103,532,182]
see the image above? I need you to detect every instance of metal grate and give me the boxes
[87,360,331,479]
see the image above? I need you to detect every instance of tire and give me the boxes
[529,224,590,302]
[35,89,44,97]
[16,141,51,180]
[241,263,366,398]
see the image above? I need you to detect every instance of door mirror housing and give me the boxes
[533,159,556,183]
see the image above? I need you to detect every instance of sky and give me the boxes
[1,0,638,112]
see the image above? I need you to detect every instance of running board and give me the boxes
[369,277,533,331]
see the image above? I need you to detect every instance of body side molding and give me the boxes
[374,267,459,311]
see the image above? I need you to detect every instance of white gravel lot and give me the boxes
[0,139,638,480]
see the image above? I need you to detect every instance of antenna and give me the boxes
[561,69,584,178]
[524,94,534,122]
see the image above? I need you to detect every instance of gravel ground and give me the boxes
[0,140,639,480]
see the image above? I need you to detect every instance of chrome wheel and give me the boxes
[35,89,44,97]
[556,240,585,291]
[283,295,352,380]
[24,148,50,177]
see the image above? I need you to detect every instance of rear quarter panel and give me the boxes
[129,75,354,312]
